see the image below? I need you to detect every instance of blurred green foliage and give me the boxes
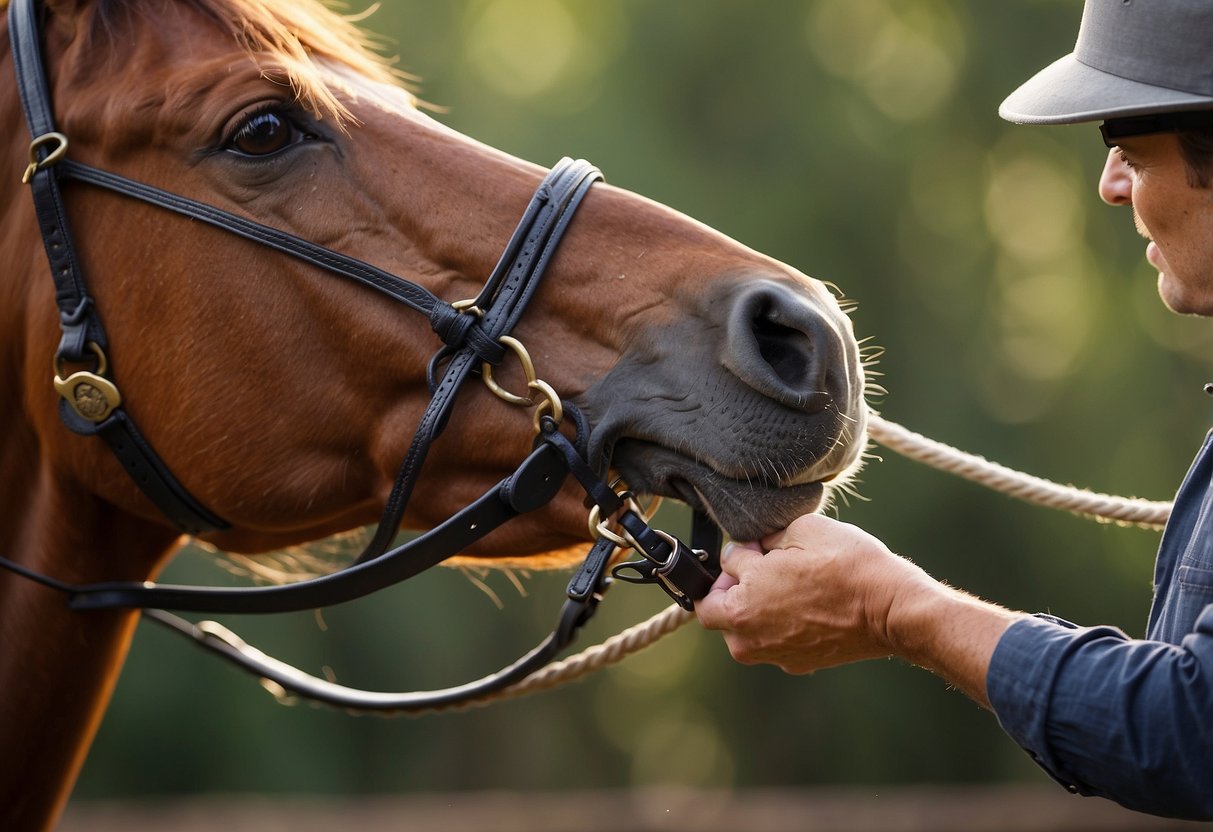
[75,0,1213,801]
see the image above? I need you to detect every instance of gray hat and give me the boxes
[1000,0,1213,125]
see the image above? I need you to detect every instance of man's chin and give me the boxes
[1157,274,1213,317]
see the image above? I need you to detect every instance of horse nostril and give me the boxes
[753,314,814,390]
[723,280,844,413]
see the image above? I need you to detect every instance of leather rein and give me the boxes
[2,0,721,713]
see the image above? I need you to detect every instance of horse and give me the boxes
[0,0,867,828]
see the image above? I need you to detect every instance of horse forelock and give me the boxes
[10,0,409,127]
[178,0,408,123]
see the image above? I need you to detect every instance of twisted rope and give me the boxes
[452,411,1171,711]
[866,413,1173,530]
[429,604,693,713]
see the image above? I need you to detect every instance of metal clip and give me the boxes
[53,341,121,423]
[22,132,68,184]
[610,531,715,611]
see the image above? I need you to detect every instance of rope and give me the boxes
[445,411,1172,710]
[429,604,693,713]
[866,413,1173,530]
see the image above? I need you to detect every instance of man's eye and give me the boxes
[228,109,298,156]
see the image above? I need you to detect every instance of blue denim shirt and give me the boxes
[987,430,1213,820]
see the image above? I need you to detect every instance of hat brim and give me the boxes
[1000,53,1213,125]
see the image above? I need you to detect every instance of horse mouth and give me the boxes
[610,440,828,542]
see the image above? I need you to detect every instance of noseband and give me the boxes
[2,0,721,712]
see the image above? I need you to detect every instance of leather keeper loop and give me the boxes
[428,303,474,348]
[428,303,507,366]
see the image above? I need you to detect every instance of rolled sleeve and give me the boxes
[987,610,1213,820]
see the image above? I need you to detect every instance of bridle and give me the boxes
[1,0,721,712]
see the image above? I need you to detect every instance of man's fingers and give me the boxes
[761,512,831,552]
[710,571,740,593]
[719,540,763,577]
[696,572,742,629]
[696,543,760,629]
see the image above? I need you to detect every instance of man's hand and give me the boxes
[695,514,1023,706]
[696,514,932,673]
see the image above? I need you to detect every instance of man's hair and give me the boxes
[1177,127,1213,188]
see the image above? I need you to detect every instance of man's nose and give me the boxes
[1098,148,1133,206]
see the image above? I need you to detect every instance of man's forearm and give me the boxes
[887,581,1025,708]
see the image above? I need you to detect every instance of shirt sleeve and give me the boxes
[986,608,1213,820]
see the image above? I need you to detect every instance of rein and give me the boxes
[3,0,722,713]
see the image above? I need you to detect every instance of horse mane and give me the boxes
[4,0,408,124]
[175,0,407,122]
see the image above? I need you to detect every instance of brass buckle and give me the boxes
[22,132,68,184]
[53,342,122,423]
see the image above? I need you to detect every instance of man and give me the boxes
[696,0,1213,821]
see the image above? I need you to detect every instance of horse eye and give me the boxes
[229,109,295,156]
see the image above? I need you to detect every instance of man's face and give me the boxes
[1099,133,1213,315]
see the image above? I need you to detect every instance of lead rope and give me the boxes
[446,410,1173,713]
[865,413,1172,530]
[370,603,694,714]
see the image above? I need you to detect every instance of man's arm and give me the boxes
[696,513,1213,820]
[694,513,1023,706]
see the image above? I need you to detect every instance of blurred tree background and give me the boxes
[75,0,1213,806]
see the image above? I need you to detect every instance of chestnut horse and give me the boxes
[0,0,866,828]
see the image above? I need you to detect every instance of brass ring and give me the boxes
[482,335,537,406]
[53,340,108,380]
[588,503,631,547]
[586,484,649,545]
[529,379,563,434]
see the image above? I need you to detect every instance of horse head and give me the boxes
[4,0,866,563]
[0,0,867,827]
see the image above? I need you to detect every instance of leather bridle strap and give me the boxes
[139,533,621,714]
[58,156,601,568]
[353,158,602,564]
[57,161,454,318]
[11,0,226,534]
[62,442,570,613]
[12,0,603,546]
[5,0,726,712]
[3,411,720,714]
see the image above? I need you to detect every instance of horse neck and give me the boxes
[0,25,182,832]
[0,462,182,830]
[0,372,181,831]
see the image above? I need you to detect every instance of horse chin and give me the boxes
[611,440,829,542]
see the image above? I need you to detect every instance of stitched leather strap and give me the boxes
[59,161,445,322]
[10,0,228,533]
[352,158,602,564]
[12,0,603,540]
[57,154,600,551]
[4,0,725,713]
[66,442,569,612]
[10,0,90,331]
[131,518,619,714]
[57,154,603,556]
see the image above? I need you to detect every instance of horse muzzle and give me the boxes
[582,274,866,541]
